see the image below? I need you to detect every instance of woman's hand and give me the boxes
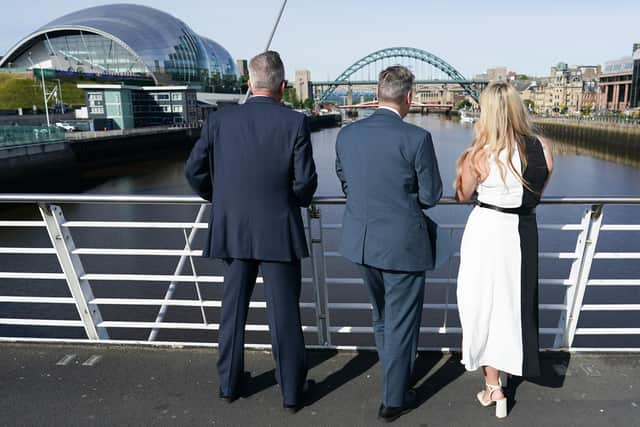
[455,148,486,202]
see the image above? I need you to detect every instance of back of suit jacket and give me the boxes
[185,96,318,262]
[335,109,442,272]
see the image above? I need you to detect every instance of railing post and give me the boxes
[148,203,207,341]
[552,208,591,348]
[306,205,332,346]
[558,204,604,349]
[39,204,108,340]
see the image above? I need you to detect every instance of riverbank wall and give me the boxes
[0,127,200,191]
[309,114,342,131]
[533,119,640,162]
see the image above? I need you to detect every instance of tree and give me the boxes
[523,99,535,112]
[454,100,472,110]
[581,103,593,116]
[283,88,300,107]
[303,98,314,109]
[240,75,249,93]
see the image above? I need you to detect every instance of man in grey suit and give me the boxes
[185,51,317,412]
[335,65,442,422]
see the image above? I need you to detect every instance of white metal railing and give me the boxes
[0,194,639,352]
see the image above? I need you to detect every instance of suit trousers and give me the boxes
[357,264,425,407]
[217,258,307,405]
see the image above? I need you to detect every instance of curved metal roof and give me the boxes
[200,36,239,77]
[0,3,238,84]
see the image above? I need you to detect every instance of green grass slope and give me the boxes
[0,74,85,110]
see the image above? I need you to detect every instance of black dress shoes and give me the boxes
[377,389,417,423]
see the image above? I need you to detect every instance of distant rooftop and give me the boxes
[602,56,634,75]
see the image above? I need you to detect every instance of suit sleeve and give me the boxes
[335,131,348,196]
[184,113,213,201]
[416,132,443,209]
[291,116,318,207]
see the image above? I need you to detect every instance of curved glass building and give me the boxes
[0,4,239,90]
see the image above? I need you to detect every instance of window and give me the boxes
[171,92,183,101]
[172,105,183,113]
[153,93,170,101]
[90,107,104,114]
[88,92,104,107]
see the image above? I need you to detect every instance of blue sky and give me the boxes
[0,0,638,80]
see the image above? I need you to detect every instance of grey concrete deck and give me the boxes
[0,344,638,426]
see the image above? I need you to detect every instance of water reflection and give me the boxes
[551,137,640,169]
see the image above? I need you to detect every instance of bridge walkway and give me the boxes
[0,344,637,426]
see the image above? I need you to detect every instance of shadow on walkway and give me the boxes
[241,349,378,403]
[507,352,571,412]
[413,352,466,406]
[239,349,571,414]
[306,350,379,405]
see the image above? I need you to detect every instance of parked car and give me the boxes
[55,122,76,132]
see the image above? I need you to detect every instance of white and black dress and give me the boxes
[457,137,548,377]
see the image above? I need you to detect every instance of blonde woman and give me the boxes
[454,82,553,418]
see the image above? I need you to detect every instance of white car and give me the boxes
[55,122,76,132]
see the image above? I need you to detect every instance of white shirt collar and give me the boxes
[378,106,401,117]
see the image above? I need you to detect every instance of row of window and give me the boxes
[90,105,187,115]
[133,105,183,113]
[131,92,184,101]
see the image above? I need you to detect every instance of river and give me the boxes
[1,113,639,349]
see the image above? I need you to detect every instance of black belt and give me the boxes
[476,201,536,216]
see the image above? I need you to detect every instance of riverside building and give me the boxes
[0,4,240,92]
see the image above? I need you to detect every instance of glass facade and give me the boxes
[0,4,240,91]
[632,47,640,108]
[84,86,198,129]
[130,90,197,127]
[4,32,148,77]
[632,60,640,108]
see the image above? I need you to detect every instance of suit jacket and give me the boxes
[335,108,443,272]
[185,96,318,261]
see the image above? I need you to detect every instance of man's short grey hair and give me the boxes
[248,51,285,93]
[378,65,415,104]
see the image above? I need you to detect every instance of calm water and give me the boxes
[2,114,640,348]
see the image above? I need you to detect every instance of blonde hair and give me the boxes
[458,81,534,189]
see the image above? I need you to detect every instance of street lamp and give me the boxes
[55,79,64,114]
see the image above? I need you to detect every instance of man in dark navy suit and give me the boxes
[185,51,317,412]
[335,66,442,422]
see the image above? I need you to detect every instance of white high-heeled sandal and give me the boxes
[476,382,507,419]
